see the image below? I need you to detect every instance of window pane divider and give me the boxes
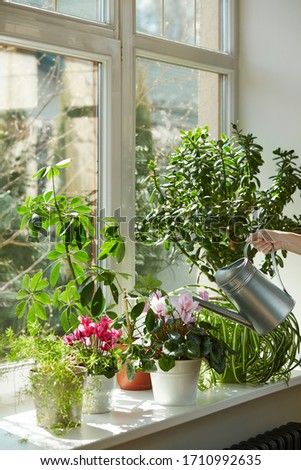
[0,5,120,58]
[135,35,235,73]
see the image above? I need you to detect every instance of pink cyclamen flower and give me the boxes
[95,316,112,339]
[63,333,74,345]
[197,290,209,301]
[149,293,168,317]
[64,314,122,353]
[99,328,122,351]
[144,290,163,313]
[77,315,95,337]
[172,291,199,324]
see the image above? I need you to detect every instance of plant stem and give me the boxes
[51,172,78,286]
[123,288,131,340]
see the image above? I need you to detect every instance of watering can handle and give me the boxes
[244,233,288,294]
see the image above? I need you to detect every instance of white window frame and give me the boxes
[0,0,238,398]
[120,0,238,277]
[0,0,238,291]
[0,0,124,262]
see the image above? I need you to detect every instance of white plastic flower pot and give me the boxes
[82,374,116,414]
[150,359,201,406]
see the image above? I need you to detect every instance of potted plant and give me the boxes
[138,287,236,405]
[10,158,170,410]
[113,275,162,390]
[136,124,301,385]
[2,159,131,427]
[63,314,122,413]
[1,328,87,432]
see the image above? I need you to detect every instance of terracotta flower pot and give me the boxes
[116,342,152,390]
[117,364,152,390]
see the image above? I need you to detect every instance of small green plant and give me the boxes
[111,279,159,382]
[2,328,87,433]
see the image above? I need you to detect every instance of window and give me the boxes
[134,0,235,289]
[0,45,99,331]
[0,0,236,332]
[4,0,112,24]
[135,58,222,286]
[136,0,224,50]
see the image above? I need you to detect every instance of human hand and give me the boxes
[246,229,281,254]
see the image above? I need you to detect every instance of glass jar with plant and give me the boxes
[1,328,87,432]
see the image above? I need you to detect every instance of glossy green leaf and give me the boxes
[32,301,48,320]
[22,274,30,291]
[34,292,51,305]
[73,251,89,263]
[50,262,61,287]
[91,286,105,316]
[16,301,27,318]
[29,272,49,291]
[47,250,62,260]
[80,281,95,307]
[130,302,146,322]
[16,290,27,300]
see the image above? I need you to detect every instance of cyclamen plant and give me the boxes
[64,315,122,378]
[143,289,236,373]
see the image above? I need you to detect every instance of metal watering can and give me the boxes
[193,244,295,335]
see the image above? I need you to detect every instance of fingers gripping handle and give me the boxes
[244,230,288,294]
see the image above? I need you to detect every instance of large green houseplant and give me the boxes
[137,124,301,280]
[136,124,301,385]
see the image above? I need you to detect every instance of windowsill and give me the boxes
[1,369,301,450]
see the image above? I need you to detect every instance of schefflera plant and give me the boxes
[16,159,127,334]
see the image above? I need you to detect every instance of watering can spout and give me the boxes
[192,297,255,330]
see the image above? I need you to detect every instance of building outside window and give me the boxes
[0,0,237,332]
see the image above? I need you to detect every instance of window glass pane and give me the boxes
[136,0,223,50]
[136,0,162,37]
[4,0,111,23]
[135,57,221,289]
[0,45,99,333]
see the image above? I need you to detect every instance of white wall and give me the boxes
[238,0,301,325]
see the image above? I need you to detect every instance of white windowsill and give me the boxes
[1,369,301,450]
